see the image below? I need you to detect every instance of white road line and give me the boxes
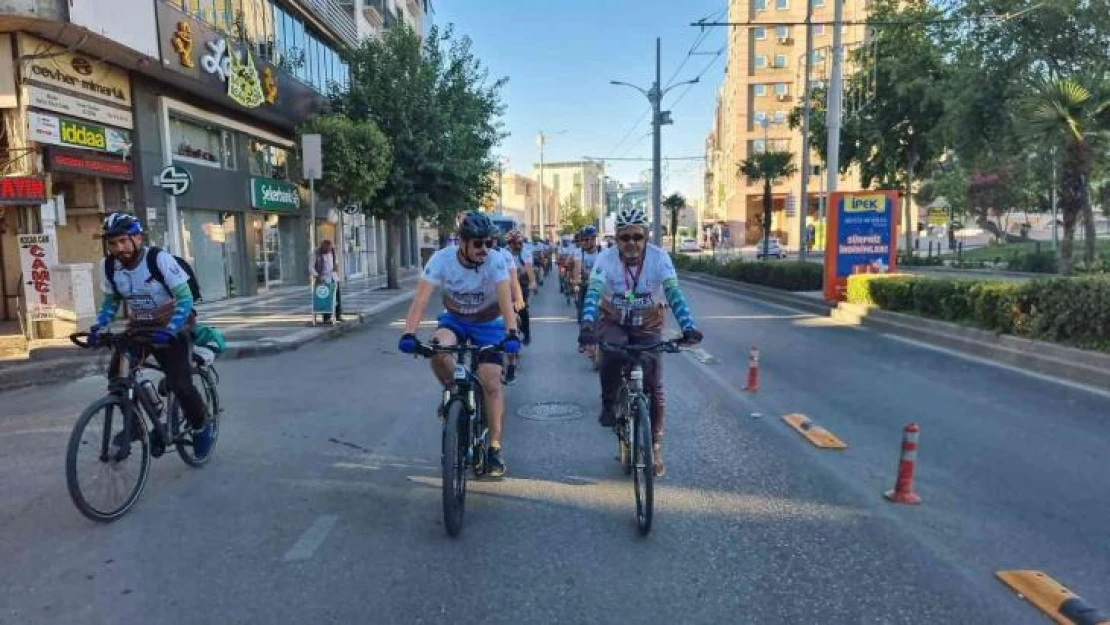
[282,514,339,562]
[879,334,1110,400]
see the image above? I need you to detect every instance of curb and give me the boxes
[680,270,1110,393]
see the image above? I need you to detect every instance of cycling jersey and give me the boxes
[421,245,511,323]
[577,246,599,278]
[581,244,695,332]
[98,247,193,332]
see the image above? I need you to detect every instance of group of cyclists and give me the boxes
[85,205,704,484]
[400,206,702,479]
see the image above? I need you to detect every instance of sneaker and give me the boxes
[487,446,506,478]
[653,442,665,477]
[523,332,532,346]
[504,364,517,385]
[191,422,214,459]
[598,407,616,428]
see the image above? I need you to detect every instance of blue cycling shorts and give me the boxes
[436,312,505,366]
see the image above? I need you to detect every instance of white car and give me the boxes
[679,238,701,252]
[755,238,787,259]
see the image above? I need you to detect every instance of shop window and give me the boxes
[249,139,289,180]
[170,116,234,169]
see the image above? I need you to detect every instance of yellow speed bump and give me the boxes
[997,570,1110,625]
[781,414,847,450]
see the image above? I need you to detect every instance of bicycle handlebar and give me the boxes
[597,339,684,355]
[412,339,505,359]
[69,329,164,350]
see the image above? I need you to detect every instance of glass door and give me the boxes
[254,213,284,290]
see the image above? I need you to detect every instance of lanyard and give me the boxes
[623,259,644,303]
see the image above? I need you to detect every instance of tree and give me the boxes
[559,195,594,234]
[297,114,392,214]
[739,151,797,259]
[334,25,506,288]
[663,193,686,254]
[1023,74,1110,272]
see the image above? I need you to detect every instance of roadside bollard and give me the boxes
[884,423,922,505]
[744,345,760,392]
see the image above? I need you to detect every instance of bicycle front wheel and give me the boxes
[65,396,151,523]
[441,399,469,537]
[631,395,654,535]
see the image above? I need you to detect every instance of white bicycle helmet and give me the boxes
[615,206,648,228]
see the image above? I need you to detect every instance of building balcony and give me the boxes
[300,0,359,47]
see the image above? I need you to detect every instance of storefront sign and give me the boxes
[18,233,58,321]
[823,190,900,303]
[27,84,134,129]
[0,176,47,205]
[17,33,131,107]
[312,282,336,317]
[27,111,131,155]
[46,147,133,180]
[251,178,301,211]
[158,165,193,196]
[156,1,321,124]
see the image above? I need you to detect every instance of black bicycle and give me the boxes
[413,339,503,537]
[599,339,683,535]
[65,330,222,522]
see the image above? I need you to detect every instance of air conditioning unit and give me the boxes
[776,93,790,101]
[778,36,791,43]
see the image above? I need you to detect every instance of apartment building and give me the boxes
[532,160,606,218]
[706,0,878,249]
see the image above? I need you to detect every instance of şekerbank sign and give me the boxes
[250,177,301,212]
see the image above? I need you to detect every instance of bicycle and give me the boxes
[412,339,504,537]
[598,338,683,535]
[65,330,222,522]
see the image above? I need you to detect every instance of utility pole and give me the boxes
[798,1,815,263]
[824,0,845,213]
[611,38,697,245]
[537,133,546,241]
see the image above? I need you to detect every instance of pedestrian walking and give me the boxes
[310,239,343,323]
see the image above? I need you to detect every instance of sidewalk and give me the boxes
[0,271,418,393]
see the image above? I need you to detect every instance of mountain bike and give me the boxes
[599,338,683,535]
[65,330,222,522]
[413,339,503,537]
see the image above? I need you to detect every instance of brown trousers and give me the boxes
[597,320,665,441]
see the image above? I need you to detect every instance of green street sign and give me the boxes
[250,177,301,211]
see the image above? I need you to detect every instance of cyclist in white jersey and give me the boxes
[578,206,703,477]
[398,212,521,477]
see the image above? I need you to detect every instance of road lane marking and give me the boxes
[688,347,718,364]
[283,515,338,562]
[699,314,816,320]
[781,413,848,450]
[997,570,1110,625]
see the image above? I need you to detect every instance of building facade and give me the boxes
[707,0,904,249]
[0,0,425,347]
[531,160,605,220]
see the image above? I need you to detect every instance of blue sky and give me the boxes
[430,0,728,202]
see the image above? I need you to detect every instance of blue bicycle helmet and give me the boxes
[102,212,142,237]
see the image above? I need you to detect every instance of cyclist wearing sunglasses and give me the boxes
[577,206,703,477]
[399,211,522,477]
[568,225,600,323]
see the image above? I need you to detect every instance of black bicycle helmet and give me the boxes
[458,211,495,240]
[102,212,143,237]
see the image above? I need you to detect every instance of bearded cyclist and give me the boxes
[557,234,576,294]
[568,225,600,323]
[577,206,703,477]
[89,213,213,457]
[507,230,536,344]
[398,211,521,477]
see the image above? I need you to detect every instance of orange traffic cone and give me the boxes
[744,345,760,392]
[884,423,922,505]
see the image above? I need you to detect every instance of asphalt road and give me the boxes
[1,269,1108,624]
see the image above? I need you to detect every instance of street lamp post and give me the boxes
[611,38,698,245]
[537,130,567,241]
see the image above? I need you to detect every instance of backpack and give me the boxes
[105,246,202,303]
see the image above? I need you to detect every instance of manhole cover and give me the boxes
[518,402,584,421]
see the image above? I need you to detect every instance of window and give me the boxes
[811,49,826,64]
[753,139,766,154]
[811,0,826,6]
[754,27,767,40]
[774,83,789,96]
[755,55,767,69]
[775,0,788,9]
[754,0,767,9]
[774,111,787,124]
[249,140,290,179]
[170,116,225,168]
[754,111,767,124]
[773,54,787,68]
[754,84,767,97]
[776,25,790,40]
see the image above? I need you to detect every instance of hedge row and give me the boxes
[672,254,823,291]
[847,273,1110,351]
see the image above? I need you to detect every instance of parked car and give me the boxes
[755,238,787,259]
[679,238,701,252]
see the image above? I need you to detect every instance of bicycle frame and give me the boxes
[417,340,500,472]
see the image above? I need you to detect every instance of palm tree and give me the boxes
[663,192,687,254]
[739,151,798,260]
[1024,75,1110,272]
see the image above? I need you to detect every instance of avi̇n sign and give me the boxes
[823,191,900,303]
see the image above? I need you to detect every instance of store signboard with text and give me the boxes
[28,111,131,156]
[250,177,301,212]
[19,233,58,321]
[823,191,900,303]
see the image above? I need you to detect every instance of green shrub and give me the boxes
[968,282,1021,334]
[847,274,910,307]
[673,254,823,291]
[870,277,915,311]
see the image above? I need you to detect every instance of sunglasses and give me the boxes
[618,234,646,243]
[465,238,495,249]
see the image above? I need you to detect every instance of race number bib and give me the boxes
[126,294,158,321]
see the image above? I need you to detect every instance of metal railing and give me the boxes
[298,0,359,47]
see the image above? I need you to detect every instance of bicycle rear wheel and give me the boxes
[65,396,151,522]
[631,395,654,535]
[441,398,469,537]
[172,368,221,467]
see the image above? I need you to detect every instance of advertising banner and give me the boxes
[823,191,900,303]
[312,281,336,316]
[18,233,58,321]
